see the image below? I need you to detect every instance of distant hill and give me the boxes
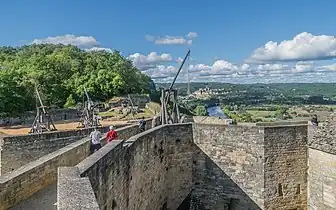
[156,82,336,98]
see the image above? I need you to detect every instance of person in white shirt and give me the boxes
[90,127,102,154]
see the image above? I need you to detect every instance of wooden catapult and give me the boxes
[77,87,101,128]
[159,49,190,125]
[29,87,57,133]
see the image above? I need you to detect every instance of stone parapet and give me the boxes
[57,123,194,210]
[0,121,151,210]
[57,167,99,210]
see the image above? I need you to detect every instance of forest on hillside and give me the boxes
[0,44,154,117]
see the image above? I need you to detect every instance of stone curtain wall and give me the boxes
[0,124,127,175]
[192,123,265,209]
[0,108,80,126]
[308,115,336,209]
[0,137,91,210]
[263,125,308,210]
[192,122,308,210]
[59,124,194,210]
[308,149,336,209]
[0,122,151,210]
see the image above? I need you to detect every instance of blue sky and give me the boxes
[1,0,336,83]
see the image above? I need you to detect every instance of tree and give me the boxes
[64,94,76,108]
[0,44,153,117]
[194,105,208,116]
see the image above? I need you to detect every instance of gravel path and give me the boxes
[9,183,57,210]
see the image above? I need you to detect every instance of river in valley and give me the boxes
[206,106,228,118]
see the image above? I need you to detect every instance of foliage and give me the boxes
[64,94,76,108]
[222,105,254,122]
[274,106,291,120]
[0,44,153,117]
[194,105,208,116]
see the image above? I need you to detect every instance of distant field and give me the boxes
[99,108,153,120]
[245,105,333,122]
[246,110,275,117]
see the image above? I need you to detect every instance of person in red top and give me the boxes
[106,125,118,143]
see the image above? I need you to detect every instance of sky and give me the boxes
[1,0,336,84]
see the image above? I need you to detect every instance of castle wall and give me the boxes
[308,148,336,209]
[191,122,308,210]
[0,124,128,175]
[58,124,194,210]
[0,123,150,210]
[192,123,265,209]
[0,108,80,126]
[308,124,336,209]
[263,125,308,210]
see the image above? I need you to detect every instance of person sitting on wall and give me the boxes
[152,115,159,128]
[139,116,146,132]
[90,127,102,154]
[106,125,118,143]
[311,114,319,126]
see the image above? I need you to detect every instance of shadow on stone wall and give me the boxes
[177,146,261,210]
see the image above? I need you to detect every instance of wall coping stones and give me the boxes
[195,121,308,128]
[57,167,99,210]
[1,123,128,139]
[77,140,124,175]
[256,121,308,127]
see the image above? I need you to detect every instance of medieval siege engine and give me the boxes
[77,87,101,128]
[29,87,57,133]
[159,49,190,125]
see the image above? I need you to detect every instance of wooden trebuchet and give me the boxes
[159,49,190,125]
[29,87,57,133]
[77,87,101,128]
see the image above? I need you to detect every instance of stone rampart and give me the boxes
[308,114,336,209]
[192,123,265,209]
[57,124,194,210]
[0,108,80,126]
[192,122,308,210]
[308,148,336,209]
[192,116,233,124]
[0,124,128,175]
[0,121,151,210]
[263,124,307,209]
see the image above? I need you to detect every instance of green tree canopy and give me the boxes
[0,44,153,117]
[194,105,208,116]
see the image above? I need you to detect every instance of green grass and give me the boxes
[246,110,275,117]
[99,110,118,117]
[99,108,154,120]
[147,102,161,114]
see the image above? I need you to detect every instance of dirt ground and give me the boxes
[0,119,130,136]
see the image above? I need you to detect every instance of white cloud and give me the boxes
[31,35,99,48]
[186,32,198,39]
[292,62,314,73]
[128,52,173,69]
[177,57,184,63]
[154,36,191,45]
[318,63,336,71]
[248,32,336,63]
[145,32,197,45]
[85,47,113,53]
[144,65,177,79]
[143,57,336,83]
